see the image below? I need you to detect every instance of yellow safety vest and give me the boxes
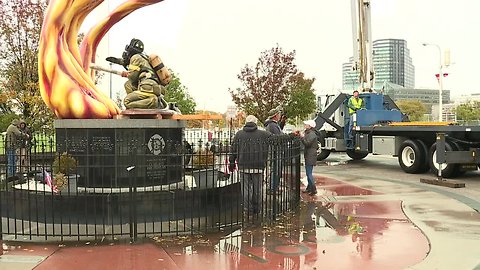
[348,97,363,115]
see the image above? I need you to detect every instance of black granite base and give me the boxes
[55,119,186,188]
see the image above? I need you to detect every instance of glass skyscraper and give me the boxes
[343,39,415,90]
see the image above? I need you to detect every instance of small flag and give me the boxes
[44,169,58,193]
[224,157,237,174]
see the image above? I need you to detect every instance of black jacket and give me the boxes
[264,119,282,135]
[229,122,271,170]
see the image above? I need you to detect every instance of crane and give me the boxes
[350,0,374,92]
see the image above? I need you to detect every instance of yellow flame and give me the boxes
[38,0,164,119]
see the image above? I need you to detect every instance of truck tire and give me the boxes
[416,140,431,173]
[398,139,429,174]
[317,146,331,161]
[346,149,368,160]
[428,141,459,178]
[316,134,330,161]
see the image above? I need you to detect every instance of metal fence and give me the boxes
[0,131,301,241]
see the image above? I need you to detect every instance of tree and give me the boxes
[229,45,301,122]
[455,101,480,121]
[396,100,427,121]
[283,73,317,122]
[0,0,53,133]
[164,70,196,114]
[0,112,18,132]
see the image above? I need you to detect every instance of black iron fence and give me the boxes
[0,131,301,241]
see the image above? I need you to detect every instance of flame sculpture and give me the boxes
[38,0,164,119]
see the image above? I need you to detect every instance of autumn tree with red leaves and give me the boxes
[0,0,53,132]
[229,45,316,124]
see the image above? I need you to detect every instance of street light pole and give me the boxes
[422,43,443,122]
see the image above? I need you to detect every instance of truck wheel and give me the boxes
[317,146,331,161]
[428,142,459,178]
[415,139,431,173]
[398,139,429,174]
[346,149,368,160]
[316,134,330,161]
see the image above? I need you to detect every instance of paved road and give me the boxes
[316,152,480,205]
[315,152,480,270]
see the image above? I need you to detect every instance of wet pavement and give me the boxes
[1,153,480,269]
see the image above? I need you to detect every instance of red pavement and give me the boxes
[2,175,430,270]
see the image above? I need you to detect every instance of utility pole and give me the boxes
[423,43,449,122]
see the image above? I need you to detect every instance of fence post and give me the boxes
[127,146,137,242]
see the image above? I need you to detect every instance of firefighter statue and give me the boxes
[108,38,171,110]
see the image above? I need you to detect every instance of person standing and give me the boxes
[18,120,32,173]
[5,119,27,178]
[346,90,365,149]
[264,107,283,194]
[229,115,271,216]
[300,120,318,195]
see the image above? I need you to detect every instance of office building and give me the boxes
[343,39,415,90]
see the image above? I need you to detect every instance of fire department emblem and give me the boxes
[148,134,165,155]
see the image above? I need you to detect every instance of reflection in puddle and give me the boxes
[325,161,348,166]
[180,200,428,270]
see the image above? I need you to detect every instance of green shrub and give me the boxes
[53,152,77,175]
[0,113,19,132]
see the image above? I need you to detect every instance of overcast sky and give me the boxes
[82,0,480,112]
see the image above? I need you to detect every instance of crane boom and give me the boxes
[351,0,374,92]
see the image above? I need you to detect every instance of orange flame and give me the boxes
[38,0,164,119]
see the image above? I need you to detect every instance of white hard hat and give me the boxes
[303,120,316,128]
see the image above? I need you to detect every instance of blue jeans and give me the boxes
[7,149,16,177]
[269,159,282,191]
[345,116,354,149]
[305,165,316,192]
[239,172,262,214]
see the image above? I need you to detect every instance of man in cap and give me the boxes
[229,115,271,218]
[264,106,284,194]
[300,119,318,195]
[264,106,283,135]
[5,119,29,178]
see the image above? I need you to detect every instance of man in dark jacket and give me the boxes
[300,120,318,195]
[5,119,28,178]
[264,107,283,135]
[264,107,283,194]
[18,119,32,173]
[229,115,271,216]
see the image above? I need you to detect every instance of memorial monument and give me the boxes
[38,0,185,188]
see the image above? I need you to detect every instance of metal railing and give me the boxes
[0,132,301,241]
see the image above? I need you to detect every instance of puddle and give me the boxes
[325,161,348,166]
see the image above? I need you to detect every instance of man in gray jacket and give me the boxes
[229,115,271,216]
